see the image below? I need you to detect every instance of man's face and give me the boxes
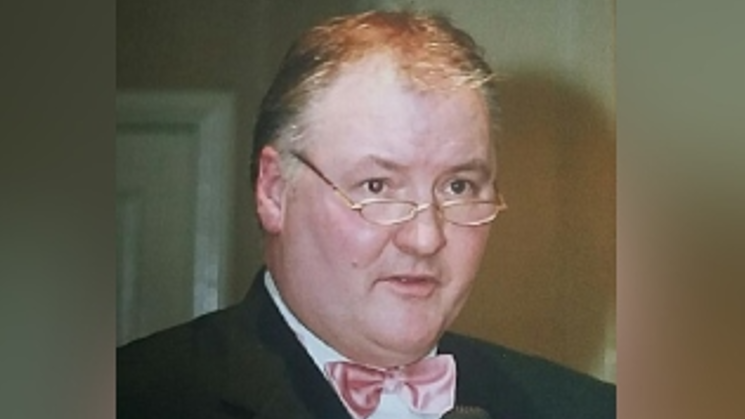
[261,55,495,367]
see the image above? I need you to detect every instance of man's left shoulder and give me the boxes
[441,332,616,418]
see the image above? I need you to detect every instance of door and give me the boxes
[116,92,234,345]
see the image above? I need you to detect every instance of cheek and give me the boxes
[448,227,492,274]
[333,221,390,269]
[301,198,391,268]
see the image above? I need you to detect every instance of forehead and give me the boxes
[301,54,493,166]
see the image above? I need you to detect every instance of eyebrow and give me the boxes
[445,158,495,177]
[355,155,495,178]
[357,155,407,172]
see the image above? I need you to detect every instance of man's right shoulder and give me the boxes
[118,303,242,362]
[116,303,266,418]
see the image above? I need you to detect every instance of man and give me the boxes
[118,10,615,419]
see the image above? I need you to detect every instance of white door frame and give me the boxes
[116,91,235,317]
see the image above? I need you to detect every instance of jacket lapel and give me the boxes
[439,333,537,419]
[218,270,351,419]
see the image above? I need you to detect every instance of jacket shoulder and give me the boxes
[442,332,616,419]
[117,304,264,418]
[117,303,249,371]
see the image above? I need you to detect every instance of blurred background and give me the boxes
[117,0,615,382]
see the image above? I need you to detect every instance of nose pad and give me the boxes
[392,203,447,256]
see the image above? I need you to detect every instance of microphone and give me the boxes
[442,405,492,419]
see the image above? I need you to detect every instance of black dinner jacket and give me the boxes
[117,270,615,419]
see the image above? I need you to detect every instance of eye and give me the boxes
[447,179,474,196]
[363,179,386,194]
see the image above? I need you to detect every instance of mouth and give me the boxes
[377,274,440,298]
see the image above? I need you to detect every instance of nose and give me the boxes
[392,204,447,256]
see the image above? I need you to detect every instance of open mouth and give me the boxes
[378,275,439,298]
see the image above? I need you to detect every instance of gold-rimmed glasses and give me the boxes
[291,152,507,227]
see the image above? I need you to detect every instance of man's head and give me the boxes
[250,10,499,184]
[253,10,503,367]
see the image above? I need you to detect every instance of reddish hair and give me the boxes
[250,10,499,187]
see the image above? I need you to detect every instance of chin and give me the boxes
[375,323,442,357]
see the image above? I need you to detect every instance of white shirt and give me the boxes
[264,271,444,419]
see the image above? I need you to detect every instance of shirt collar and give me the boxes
[264,271,349,372]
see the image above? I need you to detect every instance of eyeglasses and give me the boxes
[290,152,507,227]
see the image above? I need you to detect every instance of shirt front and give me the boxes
[264,271,445,419]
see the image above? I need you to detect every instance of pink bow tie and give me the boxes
[325,354,456,419]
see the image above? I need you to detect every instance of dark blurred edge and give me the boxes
[0,1,114,419]
[618,1,745,418]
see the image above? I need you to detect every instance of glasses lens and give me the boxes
[358,199,505,226]
[359,201,416,225]
[442,201,499,225]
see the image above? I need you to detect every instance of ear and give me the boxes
[255,146,287,234]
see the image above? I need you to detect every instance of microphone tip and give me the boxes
[442,405,492,419]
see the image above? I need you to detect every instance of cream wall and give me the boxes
[357,0,616,381]
[358,0,614,112]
